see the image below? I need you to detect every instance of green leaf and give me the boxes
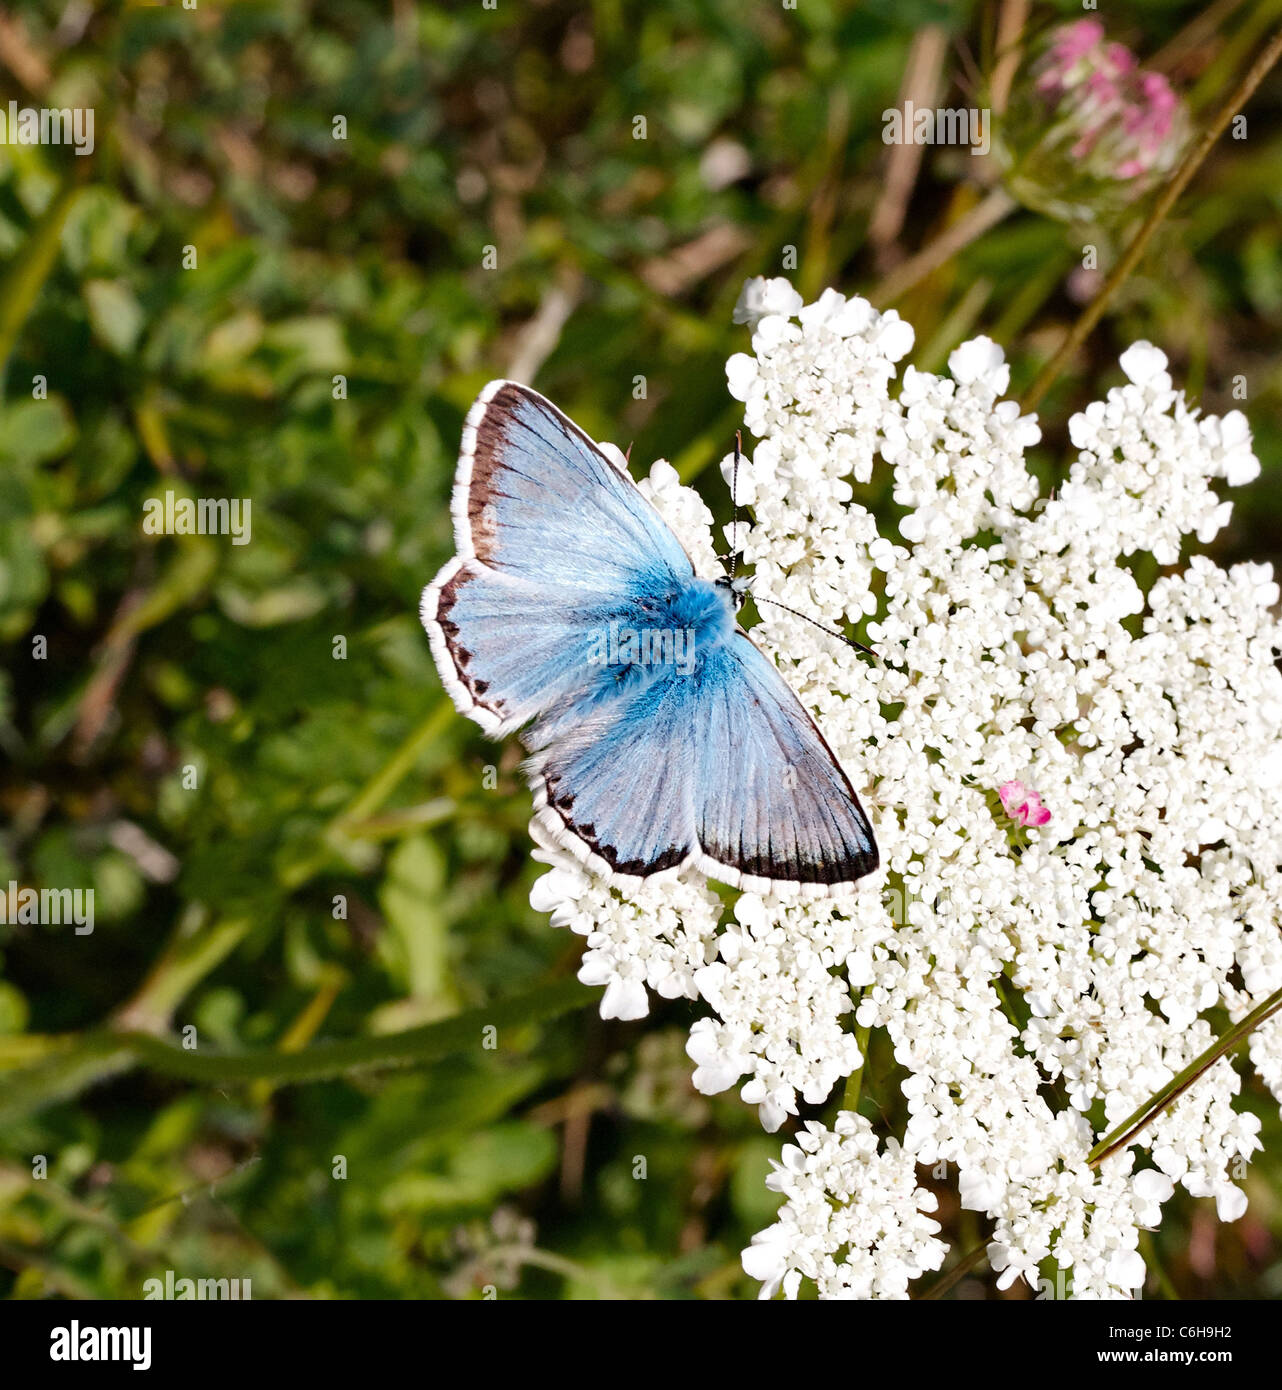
[83,278,146,354]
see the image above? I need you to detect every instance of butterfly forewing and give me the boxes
[423,380,693,732]
[452,380,692,588]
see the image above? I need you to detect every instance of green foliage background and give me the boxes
[0,0,1279,1299]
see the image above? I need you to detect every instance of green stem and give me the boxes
[112,914,254,1034]
[0,977,593,1124]
[128,975,591,1082]
[280,702,455,888]
[840,1012,872,1113]
[337,797,455,840]
[1021,22,1282,412]
[871,187,1016,307]
[0,179,82,387]
[919,1241,987,1300]
[483,1244,628,1300]
[338,703,456,827]
[1088,984,1282,1168]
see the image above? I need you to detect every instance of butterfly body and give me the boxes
[595,576,733,700]
[422,380,879,896]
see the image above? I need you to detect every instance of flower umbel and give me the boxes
[742,1112,946,1299]
[530,277,1278,1298]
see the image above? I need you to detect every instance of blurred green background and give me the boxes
[0,0,1279,1299]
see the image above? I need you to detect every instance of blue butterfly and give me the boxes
[421,381,878,895]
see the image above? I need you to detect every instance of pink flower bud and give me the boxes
[998,780,1052,828]
[996,22,1189,222]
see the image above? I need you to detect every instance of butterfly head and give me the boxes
[715,573,753,610]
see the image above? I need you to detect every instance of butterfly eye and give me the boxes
[715,574,752,603]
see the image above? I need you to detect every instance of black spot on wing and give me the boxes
[542,770,686,876]
[436,567,508,722]
[704,831,878,885]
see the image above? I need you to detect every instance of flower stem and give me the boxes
[279,701,455,888]
[919,1241,988,1299]
[1087,983,1282,1168]
[483,1244,627,1300]
[335,701,456,829]
[1020,22,1282,412]
[0,977,594,1124]
[871,187,1016,307]
[841,1013,872,1113]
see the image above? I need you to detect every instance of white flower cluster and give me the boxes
[532,821,894,1133]
[986,1143,1174,1297]
[686,893,888,1132]
[742,1111,946,1299]
[528,277,1281,1298]
[529,821,722,1022]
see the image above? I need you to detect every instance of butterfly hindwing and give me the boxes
[528,633,878,894]
[530,670,696,878]
[424,559,595,735]
[692,633,878,888]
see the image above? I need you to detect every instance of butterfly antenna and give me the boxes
[752,594,879,661]
[729,430,742,582]
[726,431,878,664]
